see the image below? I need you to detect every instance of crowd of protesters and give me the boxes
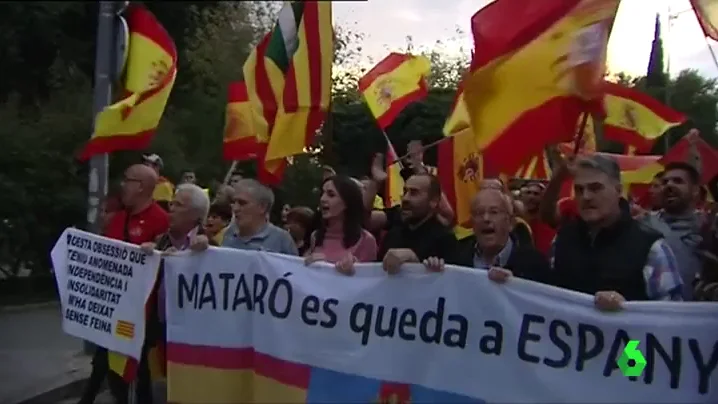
[79,141,717,403]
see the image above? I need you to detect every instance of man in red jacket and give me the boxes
[79,163,169,404]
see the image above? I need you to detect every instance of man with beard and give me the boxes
[379,173,457,274]
[519,181,556,256]
[640,162,703,300]
[447,188,550,282]
[550,155,683,311]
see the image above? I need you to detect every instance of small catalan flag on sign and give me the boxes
[115,320,135,339]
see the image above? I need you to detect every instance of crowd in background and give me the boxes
[81,139,718,403]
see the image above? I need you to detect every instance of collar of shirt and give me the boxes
[169,226,199,250]
[473,237,513,269]
[229,222,271,242]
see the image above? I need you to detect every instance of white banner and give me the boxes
[163,248,718,403]
[51,228,161,360]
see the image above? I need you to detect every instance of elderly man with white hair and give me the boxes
[222,178,298,255]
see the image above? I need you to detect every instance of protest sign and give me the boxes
[50,228,161,360]
[162,247,718,403]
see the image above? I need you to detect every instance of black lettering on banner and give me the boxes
[517,314,544,363]
[89,315,112,334]
[233,273,252,311]
[267,273,293,319]
[178,273,198,309]
[398,310,417,341]
[253,274,269,314]
[199,273,217,310]
[544,319,572,369]
[218,272,235,310]
[690,339,718,395]
[65,307,90,326]
[348,298,467,348]
[645,334,681,389]
[479,321,503,356]
[300,296,338,328]
[128,250,147,265]
[602,329,633,380]
[576,323,604,371]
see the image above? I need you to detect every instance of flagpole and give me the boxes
[703,35,718,71]
[389,135,454,167]
[223,161,238,185]
[85,0,121,355]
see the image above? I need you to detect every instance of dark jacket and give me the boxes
[451,235,551,283]
[551,202,662,300]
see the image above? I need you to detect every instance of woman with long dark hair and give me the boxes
[305,175,377,274]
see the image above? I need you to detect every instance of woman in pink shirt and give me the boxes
[305,175,377,275]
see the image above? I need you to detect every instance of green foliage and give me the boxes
[3,1,718,281]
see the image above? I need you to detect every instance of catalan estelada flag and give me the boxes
[599,81,685,152]
[166,343,481,403]
[264,1,333,162]
[243,32,287,185]
[691,0,718,41]
[358,53,431,129]
[223,81,259,161]
[78,4,176,161]
[463,0,619,176]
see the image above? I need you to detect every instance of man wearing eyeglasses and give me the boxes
[79,163,169,404]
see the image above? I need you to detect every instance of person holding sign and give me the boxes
[524,156,682,310]
[79,163,169,404]
[304,175,378,274]
[445,188,550,283]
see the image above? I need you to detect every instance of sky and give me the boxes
[333,0,718,78]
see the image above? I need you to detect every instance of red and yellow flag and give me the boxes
[79,4,177,161]
[514,151,552,180]
[438,87,478,240]
[243,33,286,184]
[464,0,618,176]
[599,81,686,152]
[265,1,333,161]
[691,0,718,41]
[384,142,404,208]
[223,82,259,161]
[358,53,431,129]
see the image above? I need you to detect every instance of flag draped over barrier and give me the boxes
[163,248,718,403]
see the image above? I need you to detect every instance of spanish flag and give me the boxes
[223,81,259,161]
[78,4,176,161]
[243,33,286,184]
[384,142,404,208]
[437,87,478,240]
[691,0,718,41]
[515,151,552,180]
[464,0,618,176]
[598,81,686,152]
[358,53,431,129]
[166,343,479,403]
[263,1,333,162]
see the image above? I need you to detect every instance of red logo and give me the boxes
[457,153,481,183]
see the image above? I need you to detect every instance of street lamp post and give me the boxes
[84,0,122,355]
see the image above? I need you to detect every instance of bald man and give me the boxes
[448,189,550,283]
[79,164,169,404]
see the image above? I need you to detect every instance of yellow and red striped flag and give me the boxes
[115,320,136,339]
[464,0,619,177]
[243,32,286,184]
[263,1,333,162]
[78,4,177,160]
[691,0,718,41]
[358,53,431,129]
[223,81,259,161]
[384,142,404,208]
[514,151,552,180]
[599,81,686,152]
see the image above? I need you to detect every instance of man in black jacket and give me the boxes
[446,188,550,282]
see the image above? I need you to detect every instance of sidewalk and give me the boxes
[0,302,92,404]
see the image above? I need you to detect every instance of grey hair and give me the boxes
[472,188,514,216]
[176,183,210,224]
[234,178,275,213]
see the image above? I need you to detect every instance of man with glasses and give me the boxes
[79,163,169,404]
